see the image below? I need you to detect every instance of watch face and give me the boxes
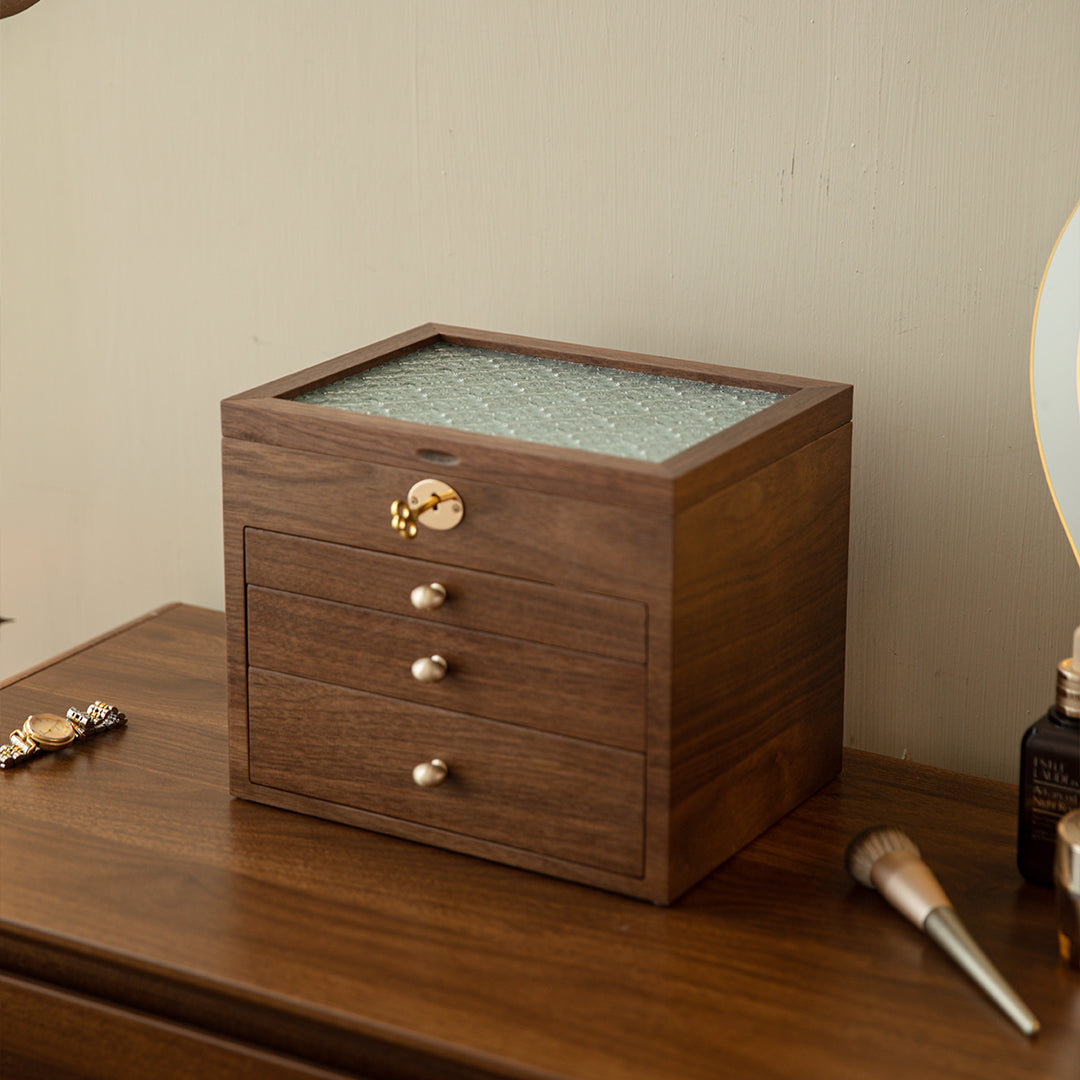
[23,713,76,749]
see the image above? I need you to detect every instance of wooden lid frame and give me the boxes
[222,323,852,513]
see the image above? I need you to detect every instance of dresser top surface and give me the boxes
[4,604,1073,1080]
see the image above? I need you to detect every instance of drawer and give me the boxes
[245,528,647,663]
[247,668,644,876]
[247,586,645,750]
[0,973,350,1080]
[223,439,671,596]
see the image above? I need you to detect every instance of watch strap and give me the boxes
[0,701,127,770]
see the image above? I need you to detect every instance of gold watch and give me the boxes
[0,701,126,769]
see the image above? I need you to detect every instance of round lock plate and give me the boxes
[407,479,464,531]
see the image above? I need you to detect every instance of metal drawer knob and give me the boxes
[412,758,448,788]
[410,583,447,611]
[411,654,448,683]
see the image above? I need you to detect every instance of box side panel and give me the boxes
[668,384,852,512]
[666,423,852,898]
[222,440,253,798]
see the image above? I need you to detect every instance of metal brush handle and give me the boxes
[923,907,1040,1037]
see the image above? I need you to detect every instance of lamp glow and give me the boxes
[1031,200,1080,568]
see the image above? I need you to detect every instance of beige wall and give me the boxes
[2,1,1077,781]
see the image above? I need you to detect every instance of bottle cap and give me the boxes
[1058,810,1080,896]
[1056,626,1080,718]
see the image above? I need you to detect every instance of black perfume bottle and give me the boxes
[1018,627,1080,886]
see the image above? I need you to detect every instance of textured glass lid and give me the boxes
[295,341,786,463]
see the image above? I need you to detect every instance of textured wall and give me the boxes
[2,1,1077,780]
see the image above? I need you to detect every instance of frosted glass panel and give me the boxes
[295,342,786,462]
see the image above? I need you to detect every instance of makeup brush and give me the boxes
[845,824,1040,1036]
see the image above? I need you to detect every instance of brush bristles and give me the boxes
[844,825,921,888]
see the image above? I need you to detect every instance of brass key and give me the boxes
[390,479,464,539]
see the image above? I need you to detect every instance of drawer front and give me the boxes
[0,973,352,1080]
[245,528,646,663]
[247,668,644,876]
[247,586,645,750]
[223,438,670,597]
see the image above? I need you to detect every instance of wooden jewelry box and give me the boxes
[221,324,852,904]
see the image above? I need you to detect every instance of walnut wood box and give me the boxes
[221,324,852,904]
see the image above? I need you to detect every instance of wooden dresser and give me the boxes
[221,324,853,902]
[2,604,1077,1079]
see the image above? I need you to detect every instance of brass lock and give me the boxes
[390,479,464,539]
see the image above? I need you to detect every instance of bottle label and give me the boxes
[1029,754,1080,842]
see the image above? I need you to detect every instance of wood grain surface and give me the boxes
[6,7,1078,802]
[221,331,851,903]
[244,528,648,663]
[221,437,674,594]
[220,324,853,515]
[2,605,1077,1079]
[247,667,644,875]
[245,585,646,750]
[663,423,852,896]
